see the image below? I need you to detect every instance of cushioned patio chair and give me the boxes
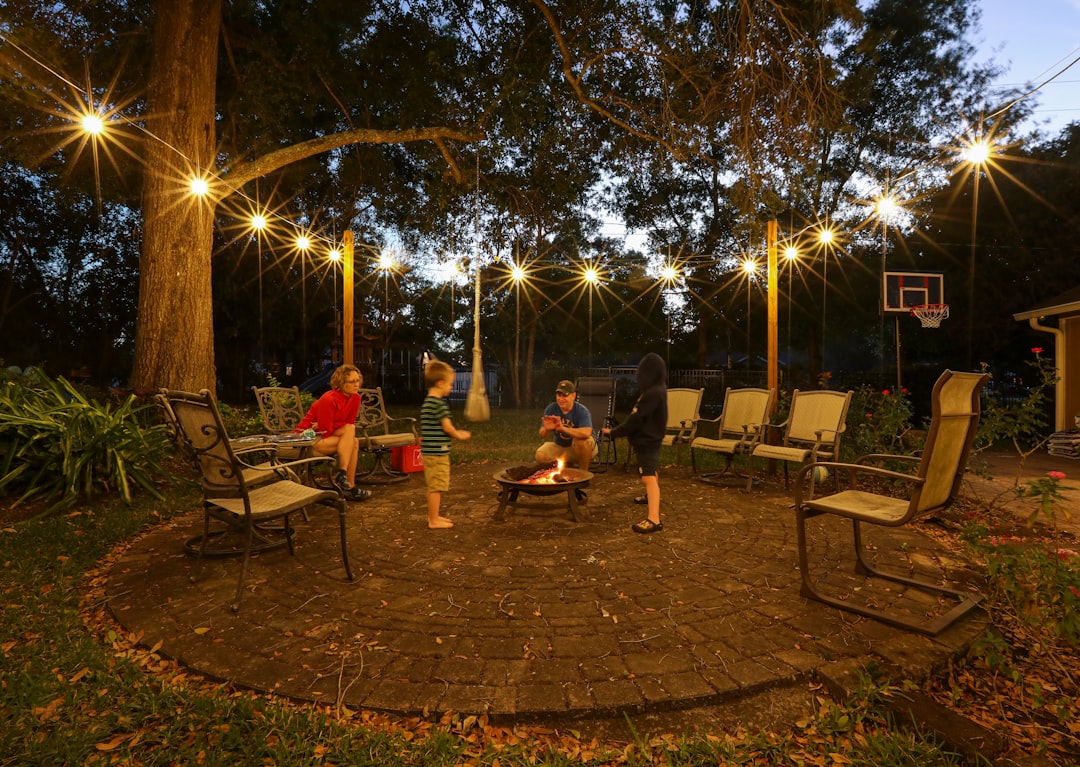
[355,387,420,484]
[746,389,853,491]
[575,376,618,471]
[793,369,989,635]
[158,388,354,612]
[690,387,775,484]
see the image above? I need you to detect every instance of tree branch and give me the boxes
[217,126,485,195]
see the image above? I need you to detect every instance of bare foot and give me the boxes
[428,517,454,529]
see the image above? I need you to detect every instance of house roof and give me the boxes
[1013,285,1080,321]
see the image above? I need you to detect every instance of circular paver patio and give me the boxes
[106,462,986,723]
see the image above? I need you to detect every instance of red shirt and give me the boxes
[295,389,360,438]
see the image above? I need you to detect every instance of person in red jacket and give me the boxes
[295,364,371,502]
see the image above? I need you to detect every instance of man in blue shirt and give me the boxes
[535,380,598,471]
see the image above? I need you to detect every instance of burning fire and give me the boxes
[524,458,566,484]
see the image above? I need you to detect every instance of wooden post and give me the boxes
[343,231,354,367]
[767,219,778,391]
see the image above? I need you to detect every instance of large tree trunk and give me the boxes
[131,0,222,392]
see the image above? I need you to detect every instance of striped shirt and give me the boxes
[420,395,452,454]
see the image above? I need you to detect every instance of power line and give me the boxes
[987,50,1080,121]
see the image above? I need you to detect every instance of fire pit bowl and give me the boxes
[493,463,594,522]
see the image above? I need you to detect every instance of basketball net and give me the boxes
[911,303,949,328]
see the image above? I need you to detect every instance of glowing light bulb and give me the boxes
[964,140,991,165]
[81,114,104,135]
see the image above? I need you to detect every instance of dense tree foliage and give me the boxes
[0,0,1070,402]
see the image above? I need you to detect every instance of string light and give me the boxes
[0,27,1024,287]
[81,113,104,135]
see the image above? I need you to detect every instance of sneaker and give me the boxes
[344,486,372,502]
[631,518,663,534]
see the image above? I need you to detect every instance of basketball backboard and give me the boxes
[883,271,944,314]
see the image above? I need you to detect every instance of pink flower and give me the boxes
[1048,471,1066,481]
[1032,347,1044,354]
[882,389,890,395]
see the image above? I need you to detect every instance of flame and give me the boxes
[521,460,569,484]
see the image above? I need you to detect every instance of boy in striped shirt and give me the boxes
[420,360,471,529]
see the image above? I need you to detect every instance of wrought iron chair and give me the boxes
[746,389,853,491]
[158,388,354,612]
[574,376,618,471]
[793,370,989,635]
[252,385,305,435]
[355,387,420,484]
[250,385,329,488]
[160,391,278,487]
[690,387,775,484]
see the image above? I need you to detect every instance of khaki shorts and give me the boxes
[535,436,598,465]
[423,453,451,493]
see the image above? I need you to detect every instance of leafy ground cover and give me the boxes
[923,491,1080,763]
[2,405,1078,764]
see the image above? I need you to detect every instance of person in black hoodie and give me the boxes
[604,352,668,533]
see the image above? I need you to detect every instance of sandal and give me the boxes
[344,486,372,502]
[631,518,663,534]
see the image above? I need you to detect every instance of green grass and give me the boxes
[447,407,540,464]
[0,411,970,765]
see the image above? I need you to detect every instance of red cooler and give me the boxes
[392,444,424,472]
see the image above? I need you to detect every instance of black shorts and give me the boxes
[635,447,660,477]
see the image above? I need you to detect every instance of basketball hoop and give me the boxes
[911,303,949,328]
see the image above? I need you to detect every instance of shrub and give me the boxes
[975,351,1056,456]
[968,471,1080,645]
[844,385,915,459]
[0,367,172,514]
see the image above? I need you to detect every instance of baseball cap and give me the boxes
[555,380,576,395]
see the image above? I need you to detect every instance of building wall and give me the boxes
[1064,316,1080,431]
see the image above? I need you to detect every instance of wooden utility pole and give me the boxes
[343,231,354,366]
[767,219,778,391]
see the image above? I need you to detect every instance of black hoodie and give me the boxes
[609,352,668,451]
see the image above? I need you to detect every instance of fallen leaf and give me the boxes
[95,733,129,751]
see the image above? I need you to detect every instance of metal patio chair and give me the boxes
[746,388,853,491]
[690,387,775,484]
[158,388,354,612]
[250,385,329,488]
[662,387,705,464]
[575,376,618,471]
[355,387,420,484]
[793,369,989,635]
